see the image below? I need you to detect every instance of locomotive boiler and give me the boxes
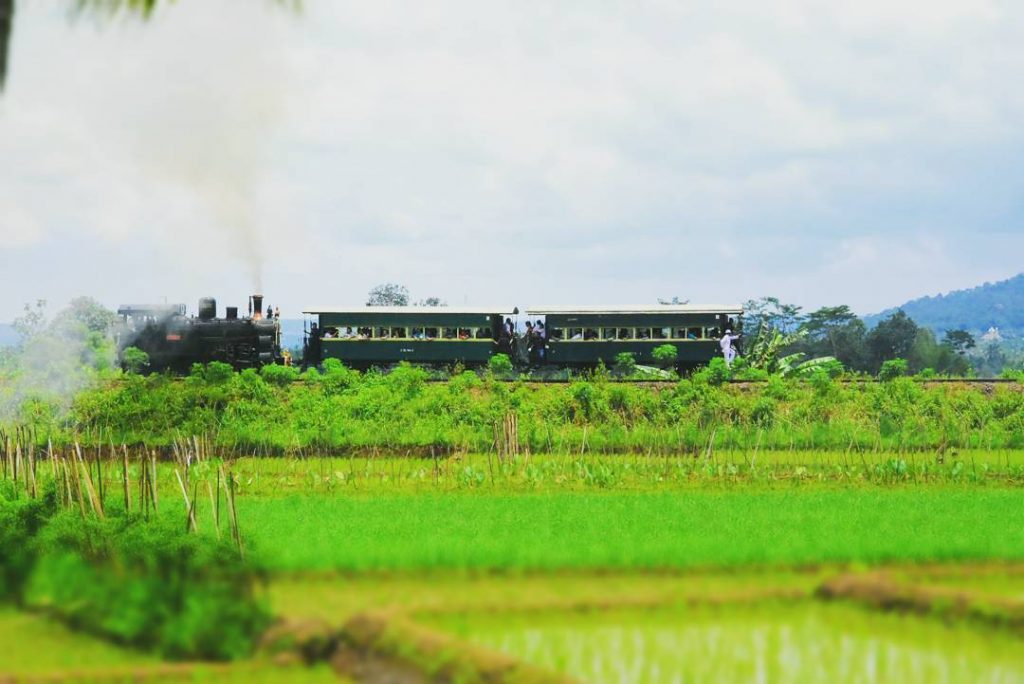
[117,294,281,373]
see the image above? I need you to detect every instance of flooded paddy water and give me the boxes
[435,602,1024,683]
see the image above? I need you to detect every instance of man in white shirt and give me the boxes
[720,329,738,366]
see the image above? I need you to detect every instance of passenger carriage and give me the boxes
[302,306,516,369]
[526,305,742,371]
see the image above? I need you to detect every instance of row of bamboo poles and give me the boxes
[0,430,244,556]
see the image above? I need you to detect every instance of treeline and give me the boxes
[8,360,1021,453]
[742,297,1019,377]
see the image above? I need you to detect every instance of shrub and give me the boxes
[878,358,909,381]
[26,513,270,660]
[652,344,678,368]
[121,347,150,374]
[321,359,358,395]
[0,486,54,603]
[613,352,637,376]
[259,364,299,386]
[701,358,731,386]
[204,362,235,385]
[749,397,777,427]
[488,354,513,377]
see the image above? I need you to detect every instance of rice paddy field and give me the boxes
[5,448,1024,682]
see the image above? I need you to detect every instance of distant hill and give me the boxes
[865,273,1024,337]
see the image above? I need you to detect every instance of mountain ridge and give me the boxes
[863,273,1024,337]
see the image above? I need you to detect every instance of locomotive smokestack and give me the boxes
[251,294,264,320]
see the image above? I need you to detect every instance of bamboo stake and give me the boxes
[26,443,36,498]
[122,445,131,514]
[149,451,159,512]
[68,459,86,520]
[48,439,57,482]
[206,480,220,539]
[174,469,197,533]
[223,467,243,558]
[75,443,103,519]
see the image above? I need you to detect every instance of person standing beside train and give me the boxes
[720,329,738,366]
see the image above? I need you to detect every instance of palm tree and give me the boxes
[0,0,12,92]
[1,0,299,93]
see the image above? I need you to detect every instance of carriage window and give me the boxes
[674,328,686,339]
[568,328,584,340]
[617,328,633,340]
[549,328,564,340]
[706,327,720,339]
[685,327,701,339]
[391,327,407,338]
[584,328,598,340]
[601,328,616,340]
[457,328,471,339]
[653,327,669,340]
[442,327,457,339]
[475,328,491,339]
[411,327,425,339]
[424,327,439,339]
[637,328,652,340]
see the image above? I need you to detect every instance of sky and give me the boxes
[1,0,1024,323]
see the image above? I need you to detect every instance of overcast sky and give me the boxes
[2,0,1023,322]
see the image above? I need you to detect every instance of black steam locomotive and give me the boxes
[116,294,282,373]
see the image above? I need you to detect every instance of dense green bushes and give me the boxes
[19,363,1019,453]
[0,487,269,660]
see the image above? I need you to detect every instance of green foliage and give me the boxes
[26,513,270,660]
[488,354,514,377]
[652,344,678,368]
[0,490,269,661]
[259,363,299,386]
[121,346,150,374]
[613,352,637,375]
[203,362,234,385]
[698,357,731,386]
[0,487,55,603]
[878,358,909,381]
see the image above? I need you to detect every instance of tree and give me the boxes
[416,297,446,307]
[12,299,47,342]
[0,0,12,93]
[797,305,867,371]
[741,296,802,339]
[865,310,919,372]
[943,329,976,355]
[658,296,689,305]
[53,296,118,335]
[367,283,409,307]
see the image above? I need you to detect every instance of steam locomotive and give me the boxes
[116,294,282,373]
[117,294,741,374]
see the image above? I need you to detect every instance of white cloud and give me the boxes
[1,0,1023,319]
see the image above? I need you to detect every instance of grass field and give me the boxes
[240,487,1024,572]
[7,449,1024,681]
[0,609,340,682]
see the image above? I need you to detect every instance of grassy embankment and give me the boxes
[15,361,1024,453]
